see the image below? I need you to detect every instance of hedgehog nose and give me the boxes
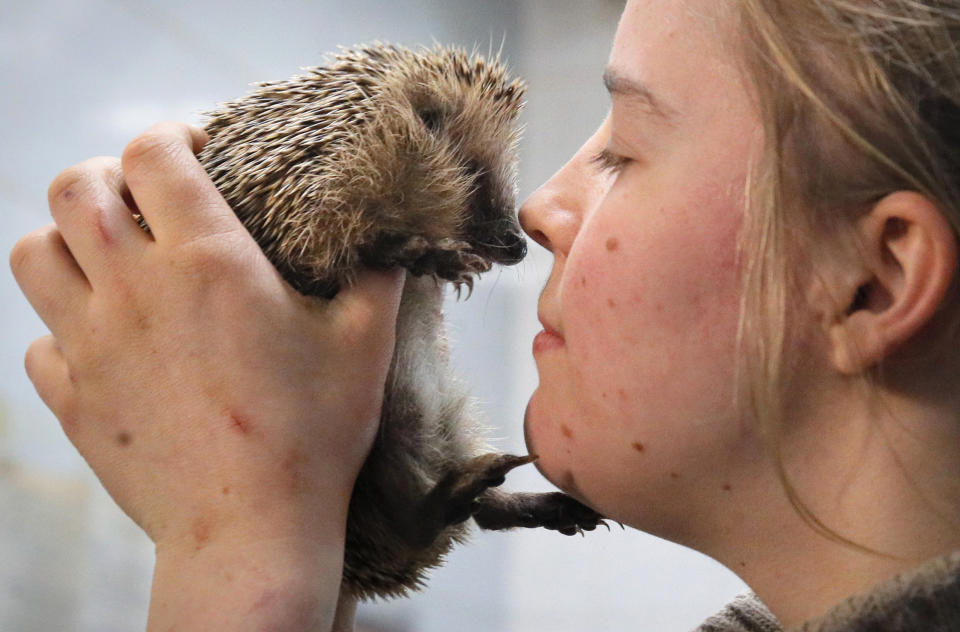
[496,230,527,265]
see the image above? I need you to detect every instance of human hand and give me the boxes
[11,122,404,630]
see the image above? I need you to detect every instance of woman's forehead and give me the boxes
[609,0,744,125]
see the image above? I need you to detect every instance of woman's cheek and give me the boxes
[563,231,649,370]
[525,252,630,492]
[524,376,585,498]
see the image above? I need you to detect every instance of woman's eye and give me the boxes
[590,148,632,175]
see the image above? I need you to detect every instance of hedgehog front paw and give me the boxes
[428,238,491,283]
[362,234,432,269]
[360,234,491,286]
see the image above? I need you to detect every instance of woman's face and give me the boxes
[521,0,764,538]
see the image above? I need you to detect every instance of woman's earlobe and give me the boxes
[827,191,958,374]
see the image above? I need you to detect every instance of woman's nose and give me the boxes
[519,179,583,258]
[519,120,611,258]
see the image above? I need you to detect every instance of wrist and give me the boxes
[145,454,357,554]
[149,527,347,631]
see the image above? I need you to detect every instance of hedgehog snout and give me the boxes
[461,163,526,265]
[468,221,527,266]
[491,228,527,265]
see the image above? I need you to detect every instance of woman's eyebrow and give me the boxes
[603,67,676,123]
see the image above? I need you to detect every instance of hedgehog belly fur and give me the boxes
[342,274,488,598]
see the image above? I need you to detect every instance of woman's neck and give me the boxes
[704,386,960,628]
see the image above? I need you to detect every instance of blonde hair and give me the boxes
[734,0,960,546]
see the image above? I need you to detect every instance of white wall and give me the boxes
[0,1,747,630]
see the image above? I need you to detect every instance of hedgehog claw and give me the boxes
[363,234,491,288]
[454,277,475,300]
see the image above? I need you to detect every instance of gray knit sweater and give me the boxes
[693,551,960,632]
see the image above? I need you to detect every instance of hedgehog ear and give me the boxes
[417,107,442,132]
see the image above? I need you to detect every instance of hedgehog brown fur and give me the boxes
[196,43,604,601]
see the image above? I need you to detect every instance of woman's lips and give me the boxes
[533,328,565,354]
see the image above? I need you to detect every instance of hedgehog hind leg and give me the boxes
[398,453,536,549]
[472,488,607,536]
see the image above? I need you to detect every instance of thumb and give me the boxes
[333,267,406,348]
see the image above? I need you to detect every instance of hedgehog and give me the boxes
[194,43,604,601]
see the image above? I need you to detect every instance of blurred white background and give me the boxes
[0,1,747,630]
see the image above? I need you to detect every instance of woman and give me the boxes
[11,0,960,629]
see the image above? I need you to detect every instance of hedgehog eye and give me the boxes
[417,108,442,132]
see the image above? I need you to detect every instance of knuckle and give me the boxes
[122,133,167,166]
[48,164,91,209]
[121,130,183,177]
[48,157,123,221]
[9,234,36,276]
[177,229,248,268]
[23,339,73,419]
[170,238,224,270]
[9,226,54,276]
[23,338,45,380]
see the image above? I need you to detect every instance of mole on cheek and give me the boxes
[560,424,574,439]
[607,298,616,308]
[722,483,733,491]
[115,431,133,447]
[631,441,645,453]
[605,236,619,252]
[580,275,588,288]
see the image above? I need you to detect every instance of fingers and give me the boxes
[48,156,152,284]
[24,335,76,433]
[10,225,90,338]
[120,121,243,243]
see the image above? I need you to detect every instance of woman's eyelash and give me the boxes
[590,148,631,175]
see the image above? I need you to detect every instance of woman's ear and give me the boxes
[824,191,958,374]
